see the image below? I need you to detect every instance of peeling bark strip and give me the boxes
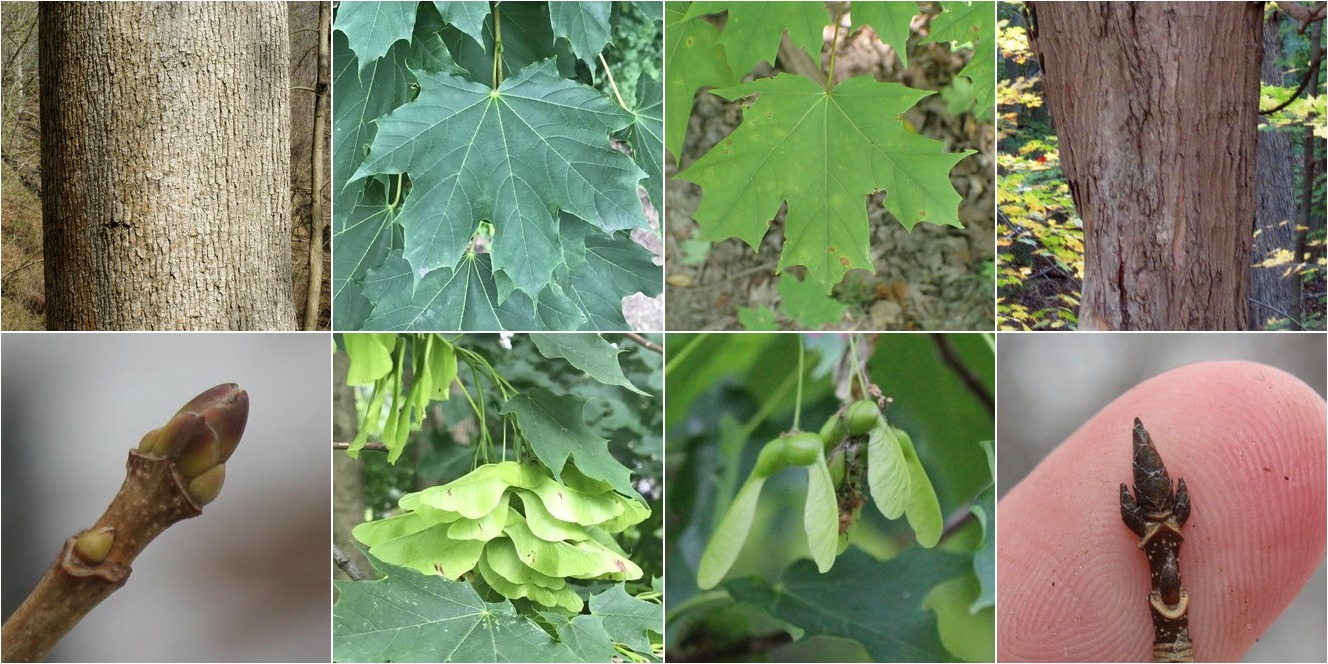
[1119,418,1193,663]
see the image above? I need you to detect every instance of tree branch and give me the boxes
[333,544,368,581]
[0,385,248,662]
[334,441,390,453]
[929,334,994,415]
[1274,0,1327,32]
[622,332,663,354]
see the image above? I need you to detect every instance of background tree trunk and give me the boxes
[1249,11,1301,329]
[40,2,296,330]
[1028,2,1264,330]
[332,351,371,581]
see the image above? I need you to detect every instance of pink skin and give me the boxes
[998,361,1325,662]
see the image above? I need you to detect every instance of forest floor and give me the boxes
[664,25,996,331]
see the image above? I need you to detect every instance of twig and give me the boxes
[0,385,248,662]
[1273,0,1327,32]
[622,332,662,354]
[929,334,994,414]
[1,256,43,281]
[333,544,368,581]
[1248,297,1308,330]
[333,441,390,453]
[302,1,330,331]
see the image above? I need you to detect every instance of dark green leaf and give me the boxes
[627,73,664,207]
[501,388,637,498]
[970,439,995,612]
[590,584,661,655]
[433,0,489,45]
[550,1,613,68]
[336,1,417,72]
[333,555,576,662]
[709,1,828,74]
[352,58,647,301]
[778,272,847,327]
[529,334,649,395]
[724,547,968,662]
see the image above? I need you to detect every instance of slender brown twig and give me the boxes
[333,441,389,453]
[333,544,368,581]
[1120,418,1193,663]
[622,332,663,354]
[929,334,994,414]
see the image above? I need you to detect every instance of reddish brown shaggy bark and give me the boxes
[1028,2,1264,330]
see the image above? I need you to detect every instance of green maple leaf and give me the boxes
[695,1,828,74]
[678,73,975,293]
[362,253,591,331]
[530,333,650,395]
[550,1,612,69]
[500,388,638,499]
[724,547,969,662]
[922,1,996,119]
[851,1,919,68]
[778,272,847,327]
[334,555,578,662]
[351,58,648,303]
[664,2,737,159]
[336,1,418,72]
[625,73,664,207]
[434,1,490,46]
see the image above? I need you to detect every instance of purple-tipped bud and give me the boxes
[177,384,248,464]
[72,527,115,564]
[187,465,226,505]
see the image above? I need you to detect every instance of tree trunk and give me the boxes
[1249,11,1301,329]
[332,350,370,581]
[40,2,296,330]
[1028,2,1263,330]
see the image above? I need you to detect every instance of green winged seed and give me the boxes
[868,421,911,520]
[502,509,642,580]
[446,503,509,541]
[414,462,522,519]
[354,514,486,579]
[513,490,594,542]
[696,475,767,590]
[484,538,568,591]
[895,427,943,548]
[804,452,839,573]
[475,552,584,613]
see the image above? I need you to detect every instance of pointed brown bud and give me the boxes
[187,465,226,506]
[177,384,248,464]
[72,527,115,564]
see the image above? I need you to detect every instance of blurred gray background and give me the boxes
[2,333,330,662]
[998,332,1326,663]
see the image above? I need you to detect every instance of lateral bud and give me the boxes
[72,526,116,565]
[187,465,226,506]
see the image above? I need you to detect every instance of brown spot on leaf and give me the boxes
[434,563,446,576]
[917,210,928,217]
[838,257,850,266]
[827,246,836,253]
[614,559,627,572]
